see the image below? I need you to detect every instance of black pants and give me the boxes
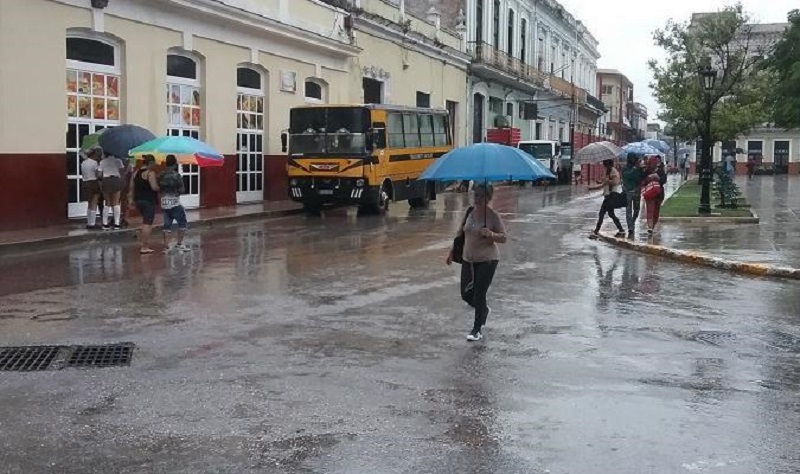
[595,195,624,233]
[460,260,498,332]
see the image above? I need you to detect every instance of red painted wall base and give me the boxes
[0,154,68,231]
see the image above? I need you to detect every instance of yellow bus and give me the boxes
[282,104,453,213]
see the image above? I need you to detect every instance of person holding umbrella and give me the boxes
[447,184,507,342]
[422,142,553,341]
[589,159,626,238]
[158,155,189,253]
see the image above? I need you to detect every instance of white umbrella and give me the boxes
[575,141,623,164]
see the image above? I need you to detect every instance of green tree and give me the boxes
[648,4,771,143]
[767,9,800,128]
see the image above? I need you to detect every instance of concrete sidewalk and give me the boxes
[601,175,800,275]
[0,200,302,255]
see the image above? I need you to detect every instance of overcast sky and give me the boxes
[555,0,796,124]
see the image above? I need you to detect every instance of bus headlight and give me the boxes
[356,179,365,187]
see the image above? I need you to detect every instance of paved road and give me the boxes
[0,185,799,474]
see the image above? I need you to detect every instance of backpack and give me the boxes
[158,169,183,195]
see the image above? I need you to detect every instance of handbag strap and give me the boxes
[458,206,475,235]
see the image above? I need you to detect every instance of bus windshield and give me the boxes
[518,143,554,160]
[289,107,370,156]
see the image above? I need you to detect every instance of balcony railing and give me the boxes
[471,41,545,87]
[471,41,594,104]
[586,93,606,112]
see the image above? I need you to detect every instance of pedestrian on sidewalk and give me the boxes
[97,152,126,230]
[746,156,756,179]
[642,174,664,234]
[80,147,103,230]
[129,155,159,254]
[157,155,189,253]
[446,184,507,342]
[573,162,582,185]
[589,159,626,238]
[622,154,646,238]
[679,153,690,180]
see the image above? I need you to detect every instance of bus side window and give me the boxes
[388,113,405,148]
[420,114,434,147]
[434,115,448,147]
[403,114,421,148]
[555,143,561,155]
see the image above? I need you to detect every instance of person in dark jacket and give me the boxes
[621,154,646,238]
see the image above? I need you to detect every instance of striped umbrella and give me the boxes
[128,136,225,167]
[575,141,623,164]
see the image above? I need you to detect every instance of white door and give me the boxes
[166,76,202,209]
[236,88,265,203]
[66,50,121,218]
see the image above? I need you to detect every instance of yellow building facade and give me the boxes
[0,0,468,230]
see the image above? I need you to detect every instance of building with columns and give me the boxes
[407,0,605,147]
[0,0,468,231]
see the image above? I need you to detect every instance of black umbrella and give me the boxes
[98,124,156,158]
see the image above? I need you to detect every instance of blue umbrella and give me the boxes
[644,139,671,153]
[619,141,662,157]
[419,143,556,182]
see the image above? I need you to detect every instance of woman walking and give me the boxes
[129,155,159,254]
[642,174,664,233]
[446,184,507,342]
[589,159,625,238]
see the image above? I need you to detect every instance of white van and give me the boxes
[517,140,562,175]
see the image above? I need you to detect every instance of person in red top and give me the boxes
[642,174,663,234]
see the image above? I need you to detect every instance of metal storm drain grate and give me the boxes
[66,343,134,368]
[0,346,61,372]
[0,343,134,371]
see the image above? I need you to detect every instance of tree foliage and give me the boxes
[767,9,800,128]
[648,4,771,142]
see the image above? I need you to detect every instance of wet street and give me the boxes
[1,185,799,474]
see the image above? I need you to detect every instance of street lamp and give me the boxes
[698,65,717,215]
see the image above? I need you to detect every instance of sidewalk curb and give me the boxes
[0,207,304,256]
[595,233,800,280]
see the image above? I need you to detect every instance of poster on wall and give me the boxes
[281,71,296,93]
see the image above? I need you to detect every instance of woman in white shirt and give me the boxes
[97,154,126,230]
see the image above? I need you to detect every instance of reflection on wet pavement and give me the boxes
[0,183,799,473]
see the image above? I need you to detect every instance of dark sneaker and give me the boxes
[113,225,121,230]
[102,225,111,231]
[615,231,626,238]
[466,330,483,342]
[627,231,635,240]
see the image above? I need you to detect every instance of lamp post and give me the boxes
[698,65,717,215]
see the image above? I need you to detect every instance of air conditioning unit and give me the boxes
[494,115,512,128]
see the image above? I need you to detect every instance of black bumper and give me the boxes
[288,177,374,204]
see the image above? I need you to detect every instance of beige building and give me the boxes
[0,0,468,231]
[597,69,636,145]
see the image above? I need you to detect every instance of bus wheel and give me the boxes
[365,182,390,214]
